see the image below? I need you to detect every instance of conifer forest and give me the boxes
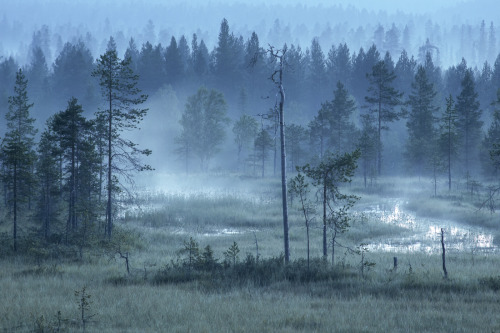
[2,1,500,332]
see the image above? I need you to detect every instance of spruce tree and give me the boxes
[50,98,94,239]
[405,66,439,176]
[0,69,37,251]
[329,81,357,153]
[455,69,482,175]
[482,90,500,176]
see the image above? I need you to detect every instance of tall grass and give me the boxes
[1,175,500,332]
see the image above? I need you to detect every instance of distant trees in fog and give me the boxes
[2,17,500,183]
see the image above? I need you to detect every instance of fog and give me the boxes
[2,0,500,180]
[2,0,498,68]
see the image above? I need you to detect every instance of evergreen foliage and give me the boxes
[365,59,404,175]
[92,40,151,239]
[404,66,440,176]
[1,69,37,251]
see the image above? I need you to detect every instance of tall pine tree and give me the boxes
[92,39,151,239]
[365,60,403,175]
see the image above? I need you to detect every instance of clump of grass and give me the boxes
[479,275,500,291]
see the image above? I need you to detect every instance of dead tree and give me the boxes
[268,45,290,263]
[441,228,448,279]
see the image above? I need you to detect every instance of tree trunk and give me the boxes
[331,231,336,266]
[279,78,289,263]
[441,228,448,279]
[13,161,18,252]
[378,100,382,176]
[306,224,310,270]
[106,88,113,239]
[322,180,327,258]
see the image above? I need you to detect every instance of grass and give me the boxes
[1,174,500,332]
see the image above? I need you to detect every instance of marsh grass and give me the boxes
[1,175,500,332]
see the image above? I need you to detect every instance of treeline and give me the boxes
[2,18,500,186]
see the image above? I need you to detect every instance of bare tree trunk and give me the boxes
[322,181,327,258]
[279,78,289,263]
[378,101,382,176]
[13,162,17,252]
[269,45,289,264]
[106,89,113,239]
[331,231,336,266]
[441,228,448,279]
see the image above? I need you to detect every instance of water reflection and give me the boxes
[363,200,496,253]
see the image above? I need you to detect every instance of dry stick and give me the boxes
[441,228,448,279]
[253,232,259,263]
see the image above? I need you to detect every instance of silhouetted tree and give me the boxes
[233,114,258,171]
[1,69,37,251]
[329,81,357,153]
[482,90,500,176]
[92,40,151,239]
[165,37,183,85]
[301,150,360,262]
[51,41,95,106]
[394,50,416,97]
[365,60,403,175]
[50,98,94,239]
[137,41,165,92]
[405,66,439,176]
[357,115,378,187]
[286,123,307,172]
[439,95,459,191]
[254,128,274,177]
[35,126,61,240]
[176,86,229,171]
[455,69,482,175]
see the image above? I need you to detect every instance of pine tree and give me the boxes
[357,115,378,188]
[0,69,37,251]
[35,127,61,240]
[301,150,360,262]
[92,39,151,239]
[365,60,403,175]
